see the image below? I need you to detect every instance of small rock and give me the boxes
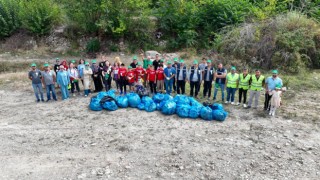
[179,166,184,170]
[172,149,179,155]
[77,173,87,179]
[276,145,281,149]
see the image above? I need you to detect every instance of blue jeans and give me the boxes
[226,87,237,102]
[165,79,173,94]
[32,83,44,100]
[46,84,57,100]
[60,85,69,100]
[84,89,91,96]
[213,83,225,101]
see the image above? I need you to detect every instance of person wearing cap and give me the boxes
[91,59,103,92]
[172,57,179,92]
[163,61,176,94]
[188,60,202,98]
[143,56,153,69]
[57,65,70,100]
[202,59,215,100]
[126,66,136,92]
[213,63,227,102]
[118,63,128,95]
[156,64,165,93]
[237,68,251,107]
[54,58,61,75]
[83,62,93,97]
[225,66,239,104]
[28,63,44,102]
[102,61,113,91]
[153,54,160,70]
[134,62,146,84]
[68,62,81,97]
[130,56,138,69]
[42,63,57,101]
[146,65,157,95]
[77,59,85,85]
[247,69,265,109]
[269,83,283,116]
[264,69,283,111]
[176,59,188,94]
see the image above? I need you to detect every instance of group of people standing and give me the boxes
[28,55,283,112]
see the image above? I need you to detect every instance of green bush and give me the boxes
[86,38,100,53]
[0,0,20,38]
[19,0,61,36]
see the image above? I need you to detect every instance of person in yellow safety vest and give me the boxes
[237,68,251,107]
[225,66,239,105]
[247,69,265,109]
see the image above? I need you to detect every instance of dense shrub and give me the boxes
[0,0,20,38]
[86,38,101,53]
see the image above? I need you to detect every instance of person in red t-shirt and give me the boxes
[134,62,146,84]
[126,66,136,92]
[118,63,127,95]
[156,64,165,93]
[147,66,157,94]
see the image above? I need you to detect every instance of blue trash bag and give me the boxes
[89,97,103,111]
[106,89,117,99]
[189,104,203,119]
[116,96,129,108]
[152,93,165,103]
[126,93,141,108]
[163,94,174,101]
[102,101,118,111]
[211,103,224,110]
[145,102,157,112]
[212,110,228,121]
[96,92,108,100]
[176,104,191,118]
[142,96,153,104]
[174,95,190,105]
[189,97,202,106]
[200,106,213,121]
[137,103,145,110]
[161,100,176,115]
[157,100,167,111]
[156,103,161,111]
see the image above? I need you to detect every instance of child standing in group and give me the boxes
[118,63,128,95]
[156,64,165,93]
[83,62,93,97]
[126,66,136,92]
[269,84,283,116]
[147,66,157,95]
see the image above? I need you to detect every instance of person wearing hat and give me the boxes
[143,56,153,69]
[83,62,93,97]
[68,62,81,96]
[134,62,146,84]
[237,68,251,107]
[153,54,160,70]
[247,69,265,109]
[188,60,202,98]
[91,59,103,92]
[57,64,70,100]
[156,64,165,93]
[213,63,227,102]
[225,66,239,104]
[126,66,136,92]
[118,63,128,95]
[268,83,283,116]
[163,61,176,94]
[28,63,44,102]
[202,59,215,100]
[53,58,61,75]
[264,69,283,111]
[172,57,179,92]
[176,59,188,94]
[42,63,57,101]
[130,56,138,69]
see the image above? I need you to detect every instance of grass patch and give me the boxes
[0,61,31,73]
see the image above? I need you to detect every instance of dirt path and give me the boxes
[0,79,319,179]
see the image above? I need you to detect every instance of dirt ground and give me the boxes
[0,70,320,180]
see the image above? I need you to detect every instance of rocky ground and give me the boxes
[0,70,319,180]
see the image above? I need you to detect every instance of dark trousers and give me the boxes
[119,77,127,94]
[149,81,156,93]
[190,81,200,97]
[71,81,80,93]
[203,81,212,98]
[93,75,103,92]
[103,77,112,91]
[177,80,186,94]
[264,93,272,110]
[173,78,176,91]
[238,88,248,103]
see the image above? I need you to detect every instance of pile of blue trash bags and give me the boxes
[89,90,228,121]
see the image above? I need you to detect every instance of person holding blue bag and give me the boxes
[57,65,70,100]
[163,61,176,95]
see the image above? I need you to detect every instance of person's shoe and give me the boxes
[236,102,240,106]
[246,106,251,109]
[73,93,76,97]
[225,101,229,104]
[231,102,235,105]
[37,99,40,102]
[54,99,58,101]
[46,99,51,102]
[120,92,123,95]
[213,98,216,101]
[41,99,44,102]
[269,111,272,116]
[243,104,247,108]
[272,112,275,116]
[84,95,88,97]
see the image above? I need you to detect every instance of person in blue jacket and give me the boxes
[57,65,70,100]
[176,59,188,95]
[163,61,176,95]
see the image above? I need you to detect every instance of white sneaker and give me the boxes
[85,95,88,97]
[269,111,272,116]
[272,112,275,116]
[243,104,247,108]
[236,102,240,106]
[73,94,76,97]
[225,101,229,104]
[231,102,235,105]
